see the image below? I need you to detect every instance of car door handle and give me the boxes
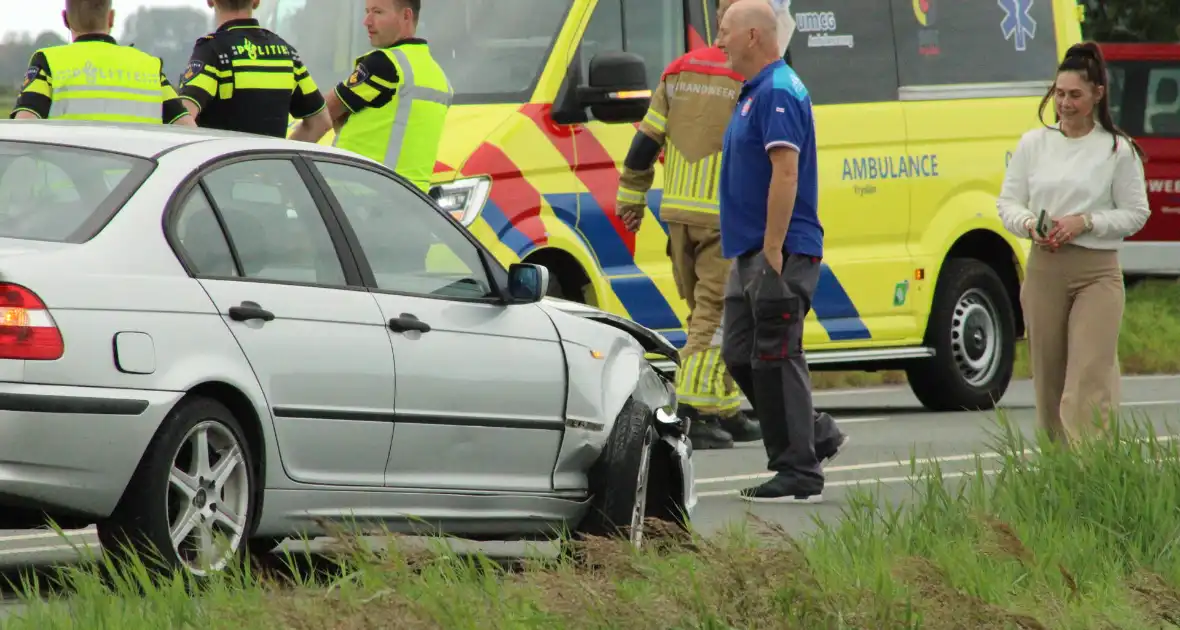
[227,301,275,323]
[388,314,431,333]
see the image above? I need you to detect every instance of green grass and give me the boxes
[813,278,1180,390]
[8,411,1180,628]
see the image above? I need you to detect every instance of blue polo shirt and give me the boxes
[719,59,823,259]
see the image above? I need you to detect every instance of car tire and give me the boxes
[905,257,1016,412]
[575,397,658,548]
[97,396,256,577]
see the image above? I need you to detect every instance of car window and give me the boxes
[0,143,148,243]
[583,0,687,91]
[312,161,493,300]
[174,190,239,278]
[201,159,347,287]
[1109,64,1127,126]
[783,0,899,105]
[1145,64,1180,136]
[890,0,1058,89]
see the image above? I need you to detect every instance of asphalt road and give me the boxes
[2,374,1179,609]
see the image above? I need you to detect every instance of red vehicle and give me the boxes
[1101,43,1180,278]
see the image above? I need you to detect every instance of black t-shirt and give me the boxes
[178,18,325,138]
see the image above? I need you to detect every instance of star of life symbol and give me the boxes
[998,0,1036,52]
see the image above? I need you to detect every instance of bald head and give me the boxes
[717,0,782,79]
[728,0,778,44]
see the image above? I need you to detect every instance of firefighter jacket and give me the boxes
[616,46,744,230]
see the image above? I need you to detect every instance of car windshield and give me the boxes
[0,142,150,243]
[263,0,573,104]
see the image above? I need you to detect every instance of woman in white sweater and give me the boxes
[996,41,1150,446]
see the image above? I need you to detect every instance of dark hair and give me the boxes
[65,0,111,33]
[1038,41,1146,161]
[213,0,255,11]
[393,0,421,23]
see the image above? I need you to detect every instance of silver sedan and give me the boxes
[0,120,695,576]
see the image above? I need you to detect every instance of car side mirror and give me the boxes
[576,51,651,124]
[507,263,549,304]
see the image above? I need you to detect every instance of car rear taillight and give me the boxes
[0,283,63,360]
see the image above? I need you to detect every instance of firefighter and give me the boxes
[615,0,761,450]
[324,0,452,192]
[177,0,332,141]
[10,0,195,126]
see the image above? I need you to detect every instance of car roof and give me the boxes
[0,120,372,162]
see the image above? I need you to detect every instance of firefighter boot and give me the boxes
[681,405,734,450]
[719,411,763,442]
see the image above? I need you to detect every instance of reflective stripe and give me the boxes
[54,84,161,98]
[643,109,666,133]
[382,48,454,170]
[49,97,159,120]
[661,195,719,212]
[617,187,646,205]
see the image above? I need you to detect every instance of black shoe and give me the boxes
[719,412,762,442]
[816,431,850,469]
[738,476,823,504]
[687,415,734,450]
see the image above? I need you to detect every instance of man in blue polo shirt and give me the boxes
[716,0,845,504]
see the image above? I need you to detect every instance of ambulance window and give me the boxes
[581,0,688,91]
[890,0,1060,89]
[786,0,899,105]
[623,0,687,89]
[266,0,574,105]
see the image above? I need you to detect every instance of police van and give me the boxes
[259,0,1084,412]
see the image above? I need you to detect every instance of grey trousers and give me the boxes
[721,251,833,488]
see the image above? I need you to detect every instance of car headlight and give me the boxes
[430,177,491,227]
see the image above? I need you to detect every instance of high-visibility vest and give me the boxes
[39,41,165,124]
[334,43,453,192]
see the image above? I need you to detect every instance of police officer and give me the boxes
[177,0,331,141]
[9,0,195,126]
[616,0,763,450]
[324,0,453,192]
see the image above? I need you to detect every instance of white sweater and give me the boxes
[996,124,1150,249]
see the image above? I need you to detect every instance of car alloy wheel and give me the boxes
[628,424,655,548]
[166,419,250,576]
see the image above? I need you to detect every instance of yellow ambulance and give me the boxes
[259,0,1083,411]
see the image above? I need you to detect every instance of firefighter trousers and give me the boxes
[667,222,741,417]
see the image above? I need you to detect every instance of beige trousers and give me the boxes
[1021,244,1124,445]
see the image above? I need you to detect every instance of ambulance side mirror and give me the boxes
[576,51,651,124]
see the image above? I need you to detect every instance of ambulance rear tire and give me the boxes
[905,258,1016,412]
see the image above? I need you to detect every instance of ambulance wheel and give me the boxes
[905,257,1016,412]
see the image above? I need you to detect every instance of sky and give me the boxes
[3,1,210,38]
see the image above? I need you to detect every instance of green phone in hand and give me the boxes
[1035,209,1050,238]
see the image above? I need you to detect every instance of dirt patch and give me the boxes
[1127,571,1180,627]
[893,557,1047,630]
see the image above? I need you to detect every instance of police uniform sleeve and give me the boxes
[10,52,52,119]
[333,50,401,114]
[616,79,670,216]
[159,66,191,124]
[178,36,228,112]
[289,51,326,119]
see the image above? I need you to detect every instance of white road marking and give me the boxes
[697,450,1002,485]
[697,468,1000,498]
[834,416,888,424]
[696,434,1175,488]
[1123,400,1180,408]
